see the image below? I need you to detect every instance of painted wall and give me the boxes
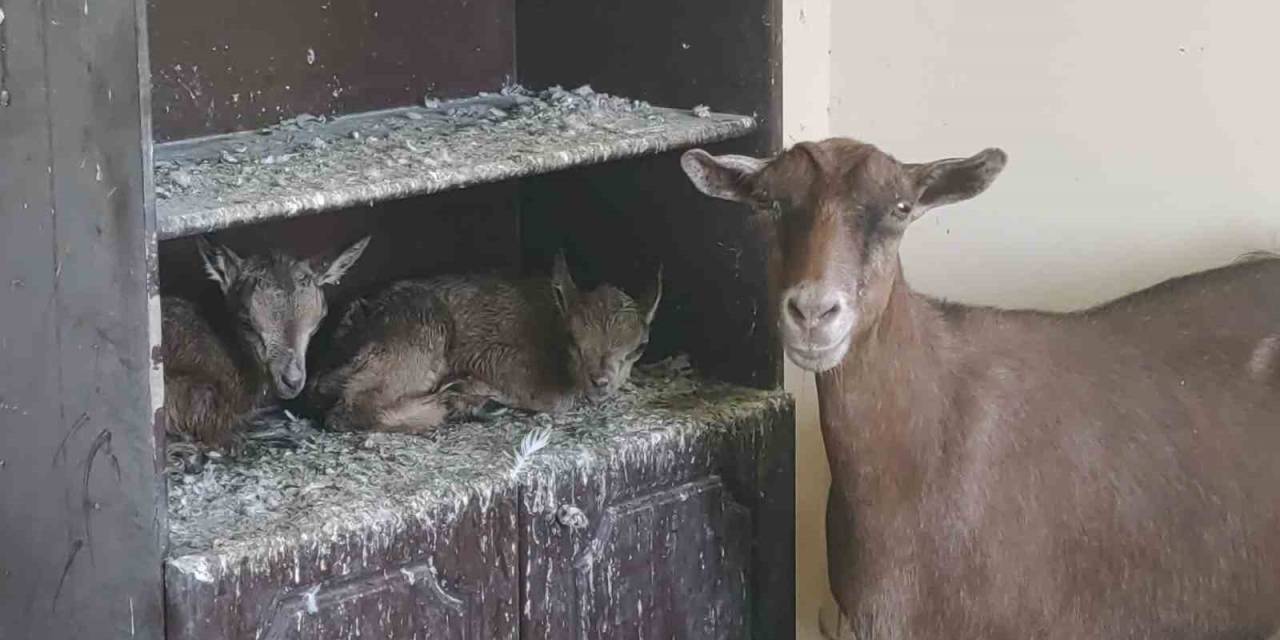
[788,0,1280,636]
[782,0,837,637]
[831,0,1280,311]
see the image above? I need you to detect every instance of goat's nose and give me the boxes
[592,375,610,389]
[279,361,305,395]
[783,285,846,331]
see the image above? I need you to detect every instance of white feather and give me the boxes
[509,427,552,479]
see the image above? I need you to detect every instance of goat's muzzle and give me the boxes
[779,281,855,372]
[273,357,306,400]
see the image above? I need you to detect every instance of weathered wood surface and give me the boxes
[0,0,164,636]
[517,0,783,390]
[163,363,791,639]
[519,387,794,639]
[152,91,755,240]
[148,0,515,141]
[165,491,519,639]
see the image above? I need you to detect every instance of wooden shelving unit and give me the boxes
[0,0,792,637]
[165,369,789,638]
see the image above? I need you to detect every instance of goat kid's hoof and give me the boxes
[474,399,512,419]
[166,442,206,476]
[242,408,320,449]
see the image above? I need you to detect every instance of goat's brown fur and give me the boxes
[684,138,1280,638]
[309,255,660,434]
[161,237,369,449]
[161,297,257,449]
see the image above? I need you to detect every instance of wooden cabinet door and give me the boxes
[525,475,752,639]
[521,403,794,640]
[165,491,519,640]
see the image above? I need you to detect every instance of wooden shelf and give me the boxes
[165,362,786,561]
[154,87,756,240]
[162,361,791,634]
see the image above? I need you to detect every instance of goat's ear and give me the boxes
[907,148,1007,214]
[680,149,767,204]
[318,236,371,286]
[196,237,243,294]
[639,263,663,325]
[551,252,578,314]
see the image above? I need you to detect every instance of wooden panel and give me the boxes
[162,371,783,639]
[517,0,783,389]
[521,400,795,640]
[521,150,780,390]
[742,389,798,639]
[0,0,164,636]
[165,489,519,639]
[147,0,515,141]
[572,478,751,638]
[255,560,468,639]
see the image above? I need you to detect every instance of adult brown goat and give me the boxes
[682,138,1280,639]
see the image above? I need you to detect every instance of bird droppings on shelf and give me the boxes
[165,355,787,569]
[152,85,756,239]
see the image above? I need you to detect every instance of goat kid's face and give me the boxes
[681,139,1006,372]
[198,236,371,399]
[551,255,662,402]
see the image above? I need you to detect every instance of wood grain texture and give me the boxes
[521,400,795,639]
[0,0,164,636]
[165,491,520,640]
[152,101,754,240]
[516,0,784,389]
[147,0,514,141]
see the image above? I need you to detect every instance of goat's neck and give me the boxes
[815,262,949,507]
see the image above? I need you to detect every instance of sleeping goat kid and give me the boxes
[161,236,370,453]
[308,254,661,434]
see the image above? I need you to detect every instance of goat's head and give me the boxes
[681,139,1006,372]
[551,253,661,402]
[197,236,371,399]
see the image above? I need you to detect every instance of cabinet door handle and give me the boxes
[555,505,589,530]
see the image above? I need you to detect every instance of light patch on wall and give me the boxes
[831,0,1280,312]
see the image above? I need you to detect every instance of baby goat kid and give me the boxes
[310,255,661,434]
[161,236,370,449]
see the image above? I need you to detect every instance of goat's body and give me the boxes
[160,297,260,449]
[823,258,1280,639]
[312,275,580,433]
[680,137,1280,638]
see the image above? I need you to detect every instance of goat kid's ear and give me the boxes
[196,237,243,294]
[640,263,663,325]
[680,149,767,204]
[318,236,371,286]
[551,252,579,314]
[907,148,1007,216]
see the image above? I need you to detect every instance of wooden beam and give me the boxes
[0,0,164,636]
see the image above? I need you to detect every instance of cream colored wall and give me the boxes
[788,0,1280,637]
[831,0,1280,311]
[782,1,835,638]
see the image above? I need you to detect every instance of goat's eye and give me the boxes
[894,201,913,216]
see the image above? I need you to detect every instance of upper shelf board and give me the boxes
[154,86,757,240]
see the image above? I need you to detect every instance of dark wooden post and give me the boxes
[0,0,164,636]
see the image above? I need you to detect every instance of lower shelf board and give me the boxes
[163,358,793,639]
